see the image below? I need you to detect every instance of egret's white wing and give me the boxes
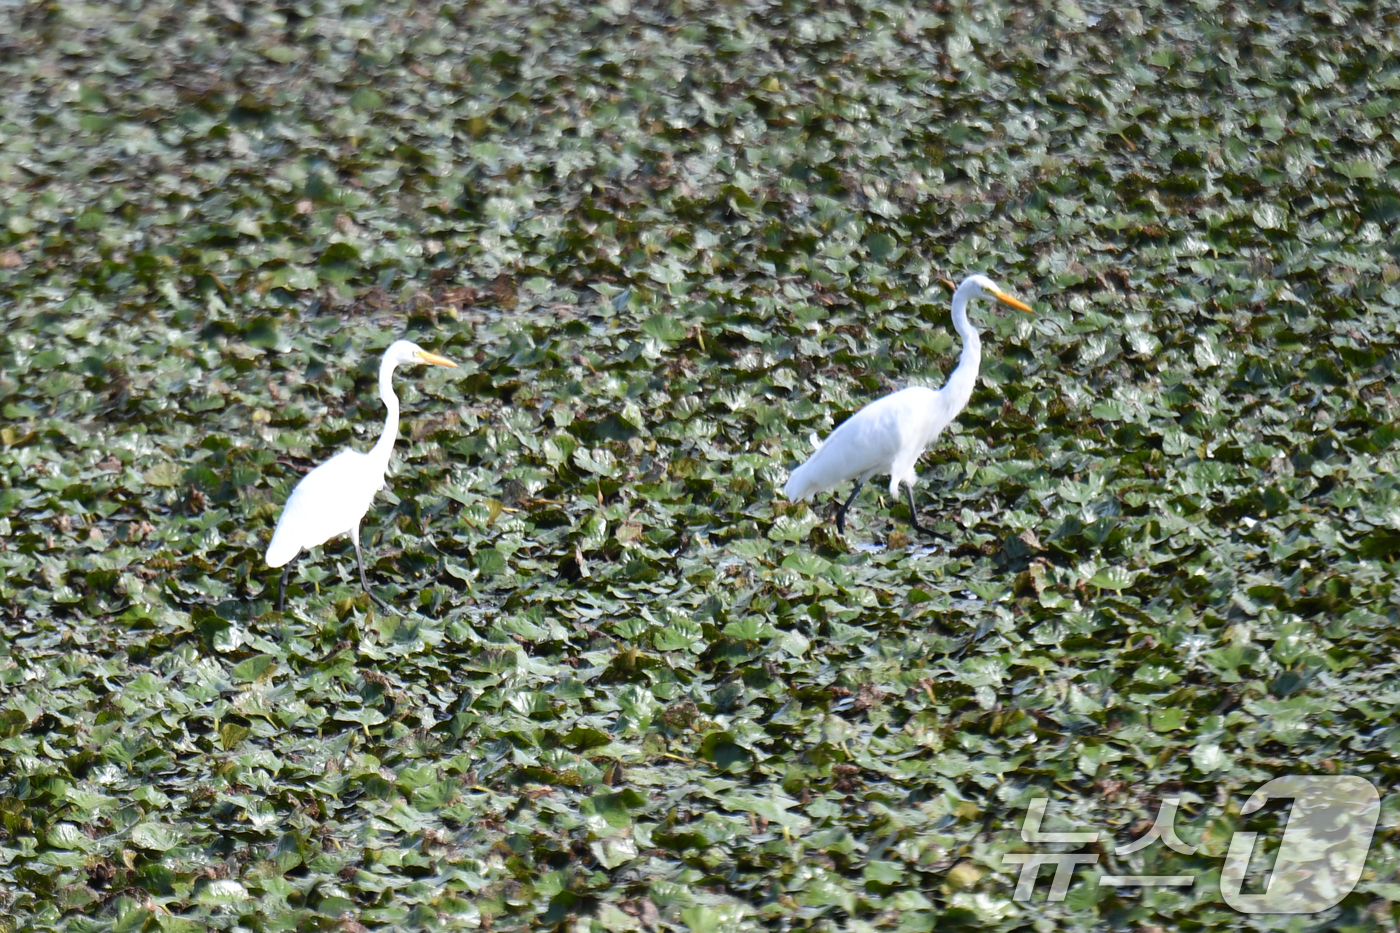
[784,388,936,501]
[265,449,382,566]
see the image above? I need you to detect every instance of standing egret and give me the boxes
[266,340,457,611]
[784,274,1032,537]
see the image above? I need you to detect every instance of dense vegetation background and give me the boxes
[2,0,1399,929]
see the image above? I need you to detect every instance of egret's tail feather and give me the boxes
[782,433,826,501]
[783,462,815,502]
[265,534,300,568]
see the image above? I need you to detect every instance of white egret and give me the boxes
[784,274,1032,537]
[266,339,457,611]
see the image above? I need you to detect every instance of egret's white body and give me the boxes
[784,274,1032,536]
[266,339,456,609]
[264,446,392,568]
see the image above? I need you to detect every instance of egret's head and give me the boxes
[959,274,1034,313]
[385,339,458,369]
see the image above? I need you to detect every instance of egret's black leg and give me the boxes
[351,526,395,613]
[834,480,863,536]
[906,485,950,540]
[276,561,292,612]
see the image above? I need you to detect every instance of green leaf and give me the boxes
[197,880,250,904]
[230,654,277,682]
[580,789,647,828]
[644,313,688,343]
[590,835,639,868]
[334,708,387,729]
[350,88,383,110]
[1089,566,1136,591]
[866,232,898,262]
[1252,203,1286,229]
[1150,708,1187,731]
[474,546,507,575]
[45,823,89,850]
[781,552,832,577]
[721,618,775,642]
[219,722,251,750]
[573,446,620,476]
[1335,158,1377,180]
[262,45,301,64]
[699,732,753,772]
[681,905,752,933]
[130,823,181,852]
[144,462,181,487]
[1190,743,1231,774]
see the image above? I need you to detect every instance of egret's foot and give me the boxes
[905,486,951,541]
[276,563,292,613]
[834,480,864,537]
[363,586,402,616]
[907,514,952,541]
[351,532,400,615]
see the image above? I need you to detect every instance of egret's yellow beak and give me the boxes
[416,350,458,368]
[990,288,1033,313]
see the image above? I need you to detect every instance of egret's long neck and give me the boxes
[370,354,401,466]
[946,284,982,395]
